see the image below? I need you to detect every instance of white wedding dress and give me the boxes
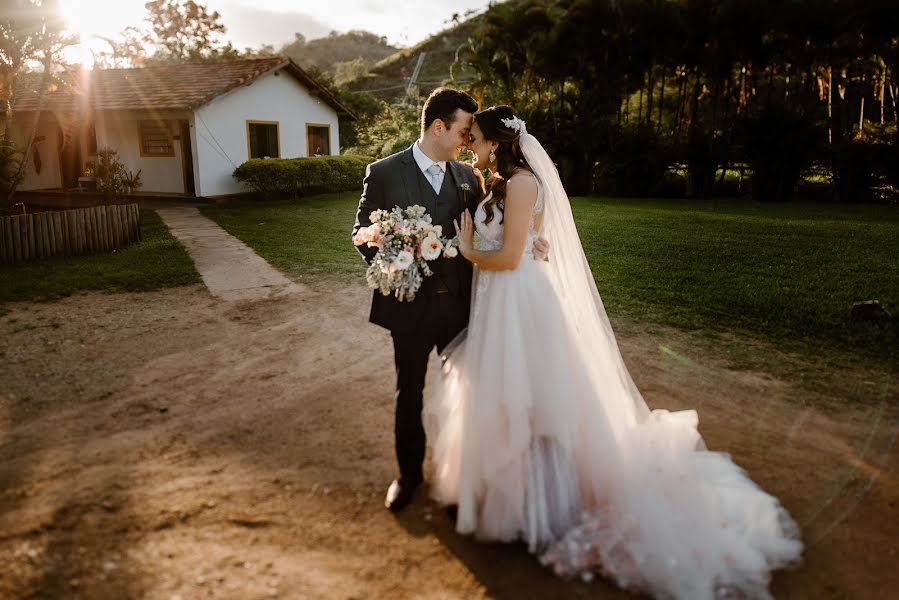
[422,132,802,599]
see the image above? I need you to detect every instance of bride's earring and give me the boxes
[488,148,497,164]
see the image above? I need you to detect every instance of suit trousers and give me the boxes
[390,290,469,484]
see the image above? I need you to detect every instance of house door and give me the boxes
[57,123,81,190]
[179,120,196,196]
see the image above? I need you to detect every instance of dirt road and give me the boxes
[1,282,896,599]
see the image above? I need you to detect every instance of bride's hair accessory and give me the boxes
[501,116,527,135]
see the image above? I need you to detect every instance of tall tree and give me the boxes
[142,0,229,63]
[0,0,74,136]
[0,0,75,204]
[94,26,150,68]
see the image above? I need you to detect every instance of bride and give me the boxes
[422,105,803,599]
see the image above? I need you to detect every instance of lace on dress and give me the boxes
[473,173,544,256]
[470,175,544,328]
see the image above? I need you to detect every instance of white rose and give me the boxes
[444,246,458,258]
[394,250,414,270]
[420,235,443,261]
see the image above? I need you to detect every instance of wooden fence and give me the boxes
[0,204,141,265]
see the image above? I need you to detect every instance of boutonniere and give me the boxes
[460,182,471,202]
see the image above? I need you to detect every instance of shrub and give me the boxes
[84,147,142,197]
[682,126,727,199]
[829,139,889,203]
[0,138,25,201]
[841,128,899,203]
[232,155,372,199]
[736,106,823,202]
[594,127,674,197]
[880,133,899,198]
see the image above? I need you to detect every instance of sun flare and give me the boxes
[58,0,147,68]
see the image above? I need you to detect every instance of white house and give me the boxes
[11,57,355,197]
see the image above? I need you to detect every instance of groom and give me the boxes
[352,88,482,511]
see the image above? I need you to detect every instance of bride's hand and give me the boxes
[453,210,475,257]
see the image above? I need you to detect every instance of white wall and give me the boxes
[13,115,62,191]
[192,68,341,197]
[95,110,189,194]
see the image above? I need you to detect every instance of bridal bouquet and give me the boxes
[354,205,460,302]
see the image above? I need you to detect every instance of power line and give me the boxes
[196,112,239,169]
[354,78,475,94]
[353,83,407,93]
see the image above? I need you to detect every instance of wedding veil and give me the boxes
[517,126,653,430]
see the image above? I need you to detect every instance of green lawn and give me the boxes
[0,209,200,307]
[200,193,363,279]
[203,193,898,362]
[572,197,899,358]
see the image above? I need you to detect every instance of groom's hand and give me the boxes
[468,162,486,194]
[533,236,549,262]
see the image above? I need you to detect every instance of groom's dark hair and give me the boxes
[421,87,479,134]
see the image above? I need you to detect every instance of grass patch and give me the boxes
[0,209,200,306]
[572,197,898,361]
[202,193,897,369]
[200,193,362,279]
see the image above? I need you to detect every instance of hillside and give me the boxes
[279,30,399,81]
[344,17,483,101]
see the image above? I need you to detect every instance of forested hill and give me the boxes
[343,17,482,101]
[279,30,399,83]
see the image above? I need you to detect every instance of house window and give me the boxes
[139,120,174,157]
[247,121,280,159]
[306,124,330,157]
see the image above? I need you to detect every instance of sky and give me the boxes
[59,0,494,65]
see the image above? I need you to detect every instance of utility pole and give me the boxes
[406,52,427,97]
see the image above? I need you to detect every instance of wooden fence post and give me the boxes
[0,204,142,263]
[0,218,8,264]
[23,215,32,261]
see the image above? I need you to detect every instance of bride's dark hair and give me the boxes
[474,105,531,224]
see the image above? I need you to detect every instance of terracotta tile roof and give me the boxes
[12,57,355,119]
[11,71,83,113]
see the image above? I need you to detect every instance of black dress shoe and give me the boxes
[384,478,420,511]
[444,504,458,522]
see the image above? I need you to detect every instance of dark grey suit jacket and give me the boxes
[352,145,482,332]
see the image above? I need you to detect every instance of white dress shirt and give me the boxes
[412,141,446,194]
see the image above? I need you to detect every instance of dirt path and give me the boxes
[0,281,896,599]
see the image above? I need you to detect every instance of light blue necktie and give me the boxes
[427,163,443,194]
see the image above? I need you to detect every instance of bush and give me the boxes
[85,147,142,197]
[593,127,674,196]
[830,140,878,203]
[736,106,823,202]
[0,138,25,202]
[232,155,372,199]
[682,126,728,199]
[839,128,899,203]
[880,133,899,198]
